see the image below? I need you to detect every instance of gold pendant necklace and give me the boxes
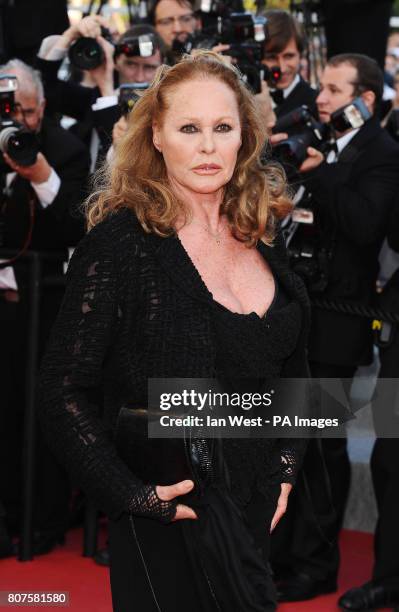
[191,221,226,245]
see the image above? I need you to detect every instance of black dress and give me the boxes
[108,278,302,612]
[38,209,310,612]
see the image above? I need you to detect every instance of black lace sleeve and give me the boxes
[38,222,176,522]
[278,440,307,485]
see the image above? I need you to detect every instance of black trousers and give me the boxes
[370,438,399,584]
[271,361,356,582]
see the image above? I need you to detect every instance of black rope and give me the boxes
[312,297,399,324]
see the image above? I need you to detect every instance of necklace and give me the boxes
[190,220,227,245]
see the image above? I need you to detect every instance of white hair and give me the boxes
[0,58,45,103]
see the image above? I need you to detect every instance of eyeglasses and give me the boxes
[156,13,195,27]
[13,103,40,120]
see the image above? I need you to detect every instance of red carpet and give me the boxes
[0,528,391,611]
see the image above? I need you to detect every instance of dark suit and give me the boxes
[306,117,399,367]
[36,55,119,164]
[370,200,399,586]
[272,118,399,586]
[35,56,99,152]
[274,77,318,119]
[0,116,89,538]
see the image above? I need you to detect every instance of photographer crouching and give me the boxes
[272,54,399,602]
[0,60,89,556]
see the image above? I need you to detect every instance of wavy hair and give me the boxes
[86,50,291,245]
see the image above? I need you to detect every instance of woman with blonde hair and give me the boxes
[39,51,310,611]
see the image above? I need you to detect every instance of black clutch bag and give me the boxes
[113,406,197,487]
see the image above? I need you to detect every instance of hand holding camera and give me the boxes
[3,151,51,183]
[112,115,128,146]
[254,80,276,132]
[57,15,111,52]
[89,36,116,97]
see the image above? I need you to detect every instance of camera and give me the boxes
[68,26,114,71]
[272,105,333,169]
[281,97,373,293]
[0,75,39,168]
[284,199,332,294]
[114,34,158,60]
[173,4,279,94]
[118,82,149,116]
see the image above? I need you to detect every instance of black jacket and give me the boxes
[275,77,318,119]
[4,116,89,251]
[36,56,100,149]
[39,208,311,520]
[303,117,399,366]
[36,55,118,159]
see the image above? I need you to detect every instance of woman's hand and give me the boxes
[156,479,198,520]
[270,482,292,532]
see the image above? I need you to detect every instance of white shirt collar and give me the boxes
[283,73,301,99]
[336,128,360,154]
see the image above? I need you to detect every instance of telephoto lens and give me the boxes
[0,126,39,166]
[68,37,104,71]
[68,26,113,71]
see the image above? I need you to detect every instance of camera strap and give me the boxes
[0,191,36,269]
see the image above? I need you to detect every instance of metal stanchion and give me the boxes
[83,502,99,557]
[19,252,41,561]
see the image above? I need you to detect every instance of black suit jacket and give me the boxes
[275,78,318,119]
[35,56,100,150]
[303,117,399,366]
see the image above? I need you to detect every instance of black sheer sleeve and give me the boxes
[38,222,176,522]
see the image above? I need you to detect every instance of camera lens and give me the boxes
[0,126,39,166]
[68,37,104,71]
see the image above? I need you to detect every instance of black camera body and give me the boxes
[69,28,159,72]
[0,75,39,170]
[174,6,280,93]
[284,196,332,294]
[118,82,149,116]
[272,105,333,168]
[68,26,114,71]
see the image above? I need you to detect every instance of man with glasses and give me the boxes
[150,0,197,48]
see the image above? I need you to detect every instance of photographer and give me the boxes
[261,9,317,118]
[0,59,89,555]
[36,18,165,168]
[149,0,198,48]
[337,200,399,611]
[273,54,399,602]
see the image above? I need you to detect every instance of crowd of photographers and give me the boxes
[0,2,399,610]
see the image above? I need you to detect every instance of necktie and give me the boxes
[270,89,284,106]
